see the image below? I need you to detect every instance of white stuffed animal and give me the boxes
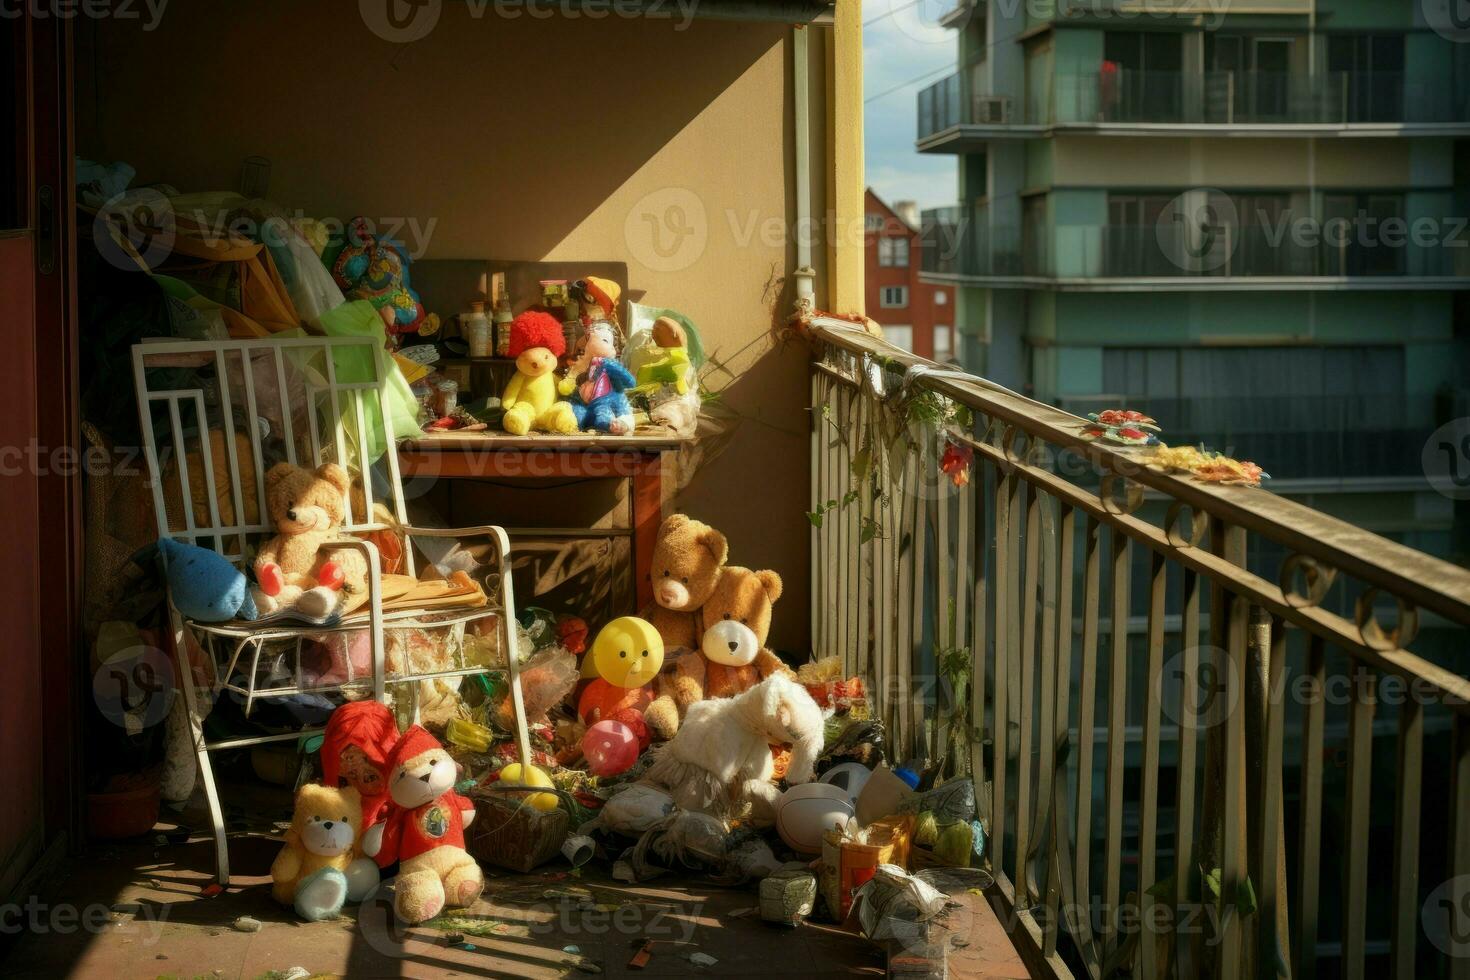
[644,672,824,825]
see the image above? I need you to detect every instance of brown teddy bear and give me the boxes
[270,783,379,921]
[644,565,793,740]
[253,462,369,618]
[640,514,728,650]
[361,726,482,924]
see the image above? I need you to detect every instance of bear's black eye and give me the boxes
[428,758,437,766]
[663,569,670,577]
[641,650,649,657]
[723,613,731,620]
[620,650,627,658]
[342,815,350,823]
[741,618,749,625]
[681,577,689,584]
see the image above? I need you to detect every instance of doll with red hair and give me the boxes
[502,311,577,435]
[321,701,401,843]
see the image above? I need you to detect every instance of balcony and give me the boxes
[807,318,1470,979]
[920,210,1470,290]
[917,69,1470,151]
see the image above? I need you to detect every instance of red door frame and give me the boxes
[7,12,83,870]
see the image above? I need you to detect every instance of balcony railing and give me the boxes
[921,211,1470,282]
[808,318,1470,979]
[918,68,1470,141]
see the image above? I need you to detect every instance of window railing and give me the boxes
[808,318,1470,978]
[921,212,1470,281]
[918,68,1470,140]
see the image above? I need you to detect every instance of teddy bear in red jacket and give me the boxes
[361,725,482,923]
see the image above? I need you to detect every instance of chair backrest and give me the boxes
[131,336,413,573]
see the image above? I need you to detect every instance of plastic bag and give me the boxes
[817,718,887,774]
[493,647,578,731]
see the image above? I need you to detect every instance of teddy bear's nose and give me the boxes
[728,641,739,652]
[287,509,298,522]
[323,821,334,830]
[419,772,432,783]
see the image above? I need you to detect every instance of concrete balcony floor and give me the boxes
[0,787,1030,979]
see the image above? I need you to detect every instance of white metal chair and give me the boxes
[132,335,533,885]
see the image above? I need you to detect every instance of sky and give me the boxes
[863,0,961,213]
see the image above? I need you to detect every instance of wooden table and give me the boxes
[397,430,687,611]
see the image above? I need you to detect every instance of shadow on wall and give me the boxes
[75,3,783,259]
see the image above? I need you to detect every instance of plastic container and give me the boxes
[463,302,493,358]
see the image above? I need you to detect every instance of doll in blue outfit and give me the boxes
[559,321,637,435]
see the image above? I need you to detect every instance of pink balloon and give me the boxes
[582,720,639,777]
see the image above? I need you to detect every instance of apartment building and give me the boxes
[916,0,1470,560]
[865,188,957,360]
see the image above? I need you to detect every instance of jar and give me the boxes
[434,378,458,418]
[463,302,493,358]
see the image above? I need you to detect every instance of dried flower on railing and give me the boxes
[940,440,974,488]
[1148,443,1268,487]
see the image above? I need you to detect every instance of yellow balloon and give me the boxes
[499,762,558,812]
[589,616,665,689]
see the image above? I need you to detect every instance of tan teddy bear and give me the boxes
[253,462,369,618]
[639,514,728,650]
[361,726,482,924]
[270,783,379,921]
[644,565,793,740]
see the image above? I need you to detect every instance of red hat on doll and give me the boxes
[321,701,399,787]
[387,724,443,771]
[507,310,566,359]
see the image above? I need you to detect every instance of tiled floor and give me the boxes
[0,812,1029,978]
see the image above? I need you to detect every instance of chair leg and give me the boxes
[175,628,229,886]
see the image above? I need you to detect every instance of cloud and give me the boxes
[864,0,961,212]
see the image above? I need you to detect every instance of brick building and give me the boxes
[864,188,956,362]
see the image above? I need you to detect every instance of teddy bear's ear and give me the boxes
[661,513,690,537]
[697,527,729,565]
[265,462,299,488]
[756,569,783,603]
[316,463,352,495]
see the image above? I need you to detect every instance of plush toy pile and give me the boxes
[255,510,979,937]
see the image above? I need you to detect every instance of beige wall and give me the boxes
[1051,136,1433,188]
[78,2,819,651]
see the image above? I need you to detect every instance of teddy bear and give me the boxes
[639,514,729,651]
[502,311,578,436]
[270,783,380,921]
[361,726,482,924]
[558,321,636,435]
[644,566,793,740]
[253,462,368,618]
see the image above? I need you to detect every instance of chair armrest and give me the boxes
[400,523,512,559]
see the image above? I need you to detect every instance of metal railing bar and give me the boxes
[992,462,1013,882]
[1032,493,1061,907]
[1017,481,1041,905]
[1074,514,1103,971]
[1102,526,1131,957]
[944,427,1470,709]
[1295,633,1327,980]
[1342,665,1377,980]
[810,322,1470,627]
[1138,548,1166,980]
[1391,694,1423,980]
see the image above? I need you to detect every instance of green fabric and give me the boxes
[280,300,418,466]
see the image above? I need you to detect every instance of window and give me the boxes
[865,213,885,233]
[880,286,909,308]
[878,237,910,267]
[934,325,953,362]
[883,325,913,351]
[935,290,948,306]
